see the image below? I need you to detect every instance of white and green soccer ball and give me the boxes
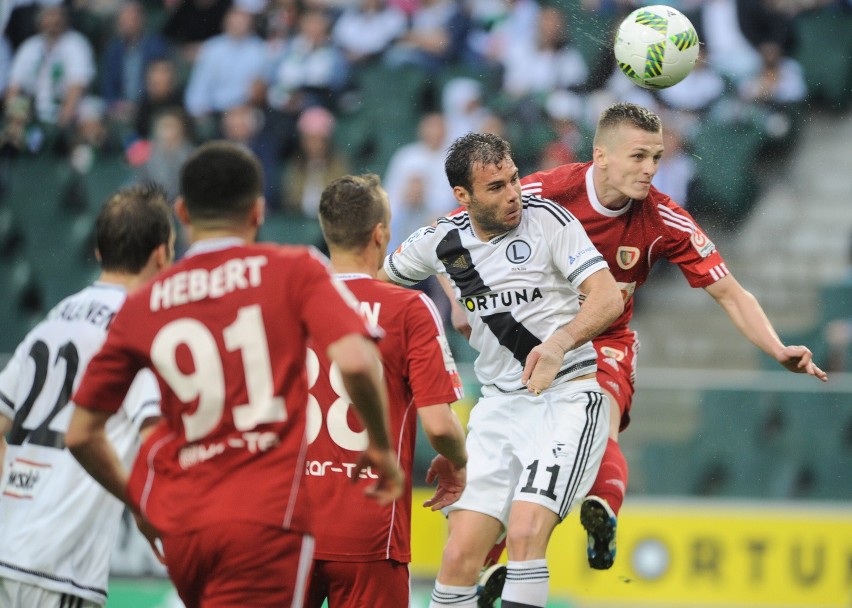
[614,5,700,90]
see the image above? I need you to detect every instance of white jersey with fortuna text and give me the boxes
[0,283,160,605]
[385,195,609,393]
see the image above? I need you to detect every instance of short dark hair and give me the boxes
[96,183,172,273]
[594,102,662,145]
[445,132,513,192]
[180,141,263,224]
[319,174,387,250]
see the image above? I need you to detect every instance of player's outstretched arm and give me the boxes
[328,334,405,504]
[523,268,623,394]
[419,403,467,511]
[705,274,828,382]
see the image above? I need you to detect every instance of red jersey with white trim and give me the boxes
[305,275,463,563]
[522,162,729,336]
[72,239,374,537]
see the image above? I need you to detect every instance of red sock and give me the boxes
[484,537,506,567]
[588,438,628,515]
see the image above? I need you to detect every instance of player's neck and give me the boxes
[329,250,379,278]
[592,171,631,210]
[189,225,256,245]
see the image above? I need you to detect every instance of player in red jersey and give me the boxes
[304,173,468,608]
[65,142,404,608]
[474,102,827,589]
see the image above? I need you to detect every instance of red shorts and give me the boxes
[161,523,314,608]
[305,559,410,608]
[594,331,639,431]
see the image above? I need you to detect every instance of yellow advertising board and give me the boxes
[410,495,852,607]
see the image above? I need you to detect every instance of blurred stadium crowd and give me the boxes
[0,0,850,352]
[0,0,852,342]
[0,0,848,548]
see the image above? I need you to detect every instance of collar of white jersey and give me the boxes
[585,165,633,218]
[185,237,246,258]
[92,281,127,293]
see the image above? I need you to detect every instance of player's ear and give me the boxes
[251,197,265,227]
[453,185,471,208]
[153,242,170,270]
[174,197,190,226]
[593,145,606,168]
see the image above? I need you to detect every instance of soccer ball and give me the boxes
[614,5,700,90]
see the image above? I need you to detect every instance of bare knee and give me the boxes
[505,505,558,561]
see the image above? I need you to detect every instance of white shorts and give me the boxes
[0,578,102,608]
[446,379,609,527]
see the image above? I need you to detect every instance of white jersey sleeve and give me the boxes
[385,225,444,286]
[549,209,609,289]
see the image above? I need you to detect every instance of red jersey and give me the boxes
[305,275,463,563]
[72,240,373,536]
[522,162,729,336]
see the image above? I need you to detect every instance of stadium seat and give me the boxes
[0,206,23,258]
[793,8,852,109]
[689,108,764,224]
[818,282,852,325]
[23,213,100,309]
[258,212,325,250]
[0,259,44,352]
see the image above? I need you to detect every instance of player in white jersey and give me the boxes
[382,133,624,608]
[0,184,174,608]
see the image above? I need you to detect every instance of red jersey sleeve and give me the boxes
[402,292,463,408]
[72,305,146,414]
[652,194,729,288]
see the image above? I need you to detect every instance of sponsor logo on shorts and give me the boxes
[603,357,619,371]
[3,458,52,499]
[606,380,621,395]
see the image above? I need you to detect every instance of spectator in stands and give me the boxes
[658,53,727,115]
[134,108,194,203]
[281,105,349,217]
[6,5,95,131]
[464,0,539,69]
[221,103,280,206]
[539,89,584,168]
[0,35,11,97]
[264,9,348,115]
[332,0,407,68]
[100,1,170,124]
[69,95,123,173]
[383,112,454,221]
[133,58,183,140]
[184,6,267,138]
[737,41,807,107]
[441,76,496,145]
[651,113,695,209]
[699,0,762,84]
[385,0,469,73]
[162,0,231,62]
[500,6,588,101]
